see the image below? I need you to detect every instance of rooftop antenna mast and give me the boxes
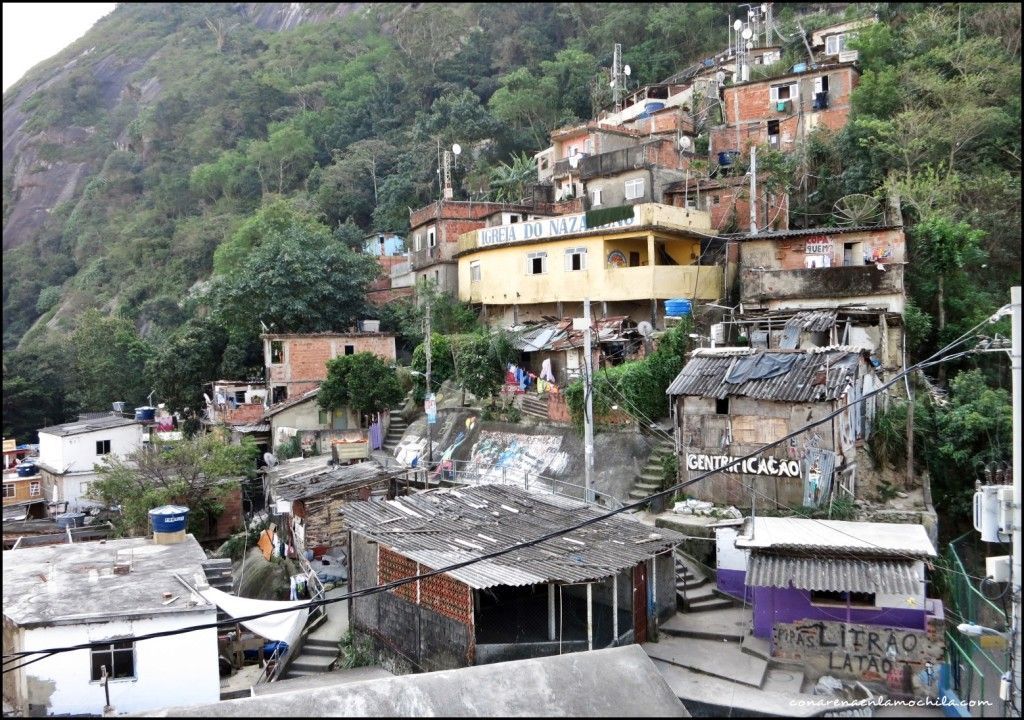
[611,44,630,113]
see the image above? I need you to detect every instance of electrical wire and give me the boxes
[1,307,1009,672]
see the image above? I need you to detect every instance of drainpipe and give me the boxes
[613,574,619,644]
[586,583,594,651]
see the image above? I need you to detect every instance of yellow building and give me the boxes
[456,203,723,326]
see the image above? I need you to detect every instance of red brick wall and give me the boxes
[222,403,265,425]
[420,566,473,625]
[712,66,858,157]
[267,335,398,393]
[211,485,243,539]
[379,545,419,603]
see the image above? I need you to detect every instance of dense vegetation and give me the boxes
[2,4,1020,532]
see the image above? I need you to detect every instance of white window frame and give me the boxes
[564,247,587,272]
[470,261,481,283]
[825,34,847,56]
[770,82,798,102]
[96,439,111,456]
[526,252,548,275]
[29,481,41,497]
[624,178,645,200]
[590,188,603,207]
[2,483,14,499]
[81,481,92,494]
[413,233,422,252]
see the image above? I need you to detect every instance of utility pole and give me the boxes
[583,299,595,504]
[749,144,758,234]
[425,295,433,467]
[1011,285,1021,714]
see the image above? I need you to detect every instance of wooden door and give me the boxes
[633,562,648,644]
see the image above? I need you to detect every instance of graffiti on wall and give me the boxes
[469,431,570,482]
[773,619,944,696]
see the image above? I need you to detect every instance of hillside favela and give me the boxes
[2,2,1021,717]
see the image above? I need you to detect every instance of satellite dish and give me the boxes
[715,70,726,84]
[637,321,654,337]
[733,19,743,31]
[832,194,883,226]
[609,80,616,88]
[451,143,462,156]
[761,3,769,12]
[742,27,753,40]
[623,64,631,76]
[263,452,278,467]
[678,135,693,151]
[746,41,754,50]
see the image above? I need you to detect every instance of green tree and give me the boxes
[91,434,259,536]
[489,152,538,203]
[451,331,517,404]
[2,340,78,441]
[248,123,315,195]
[208,227,380,336]
[68,310,151,411]
[146,316,230,434]
[212,198,333,275]
[318,352,403,417]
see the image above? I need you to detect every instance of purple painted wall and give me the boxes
[751,585,929,638]
[717,568,754,603]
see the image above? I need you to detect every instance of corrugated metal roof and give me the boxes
[746,555,921,595]
[785,309,838,333]
[735,516,936,557]
[723,225,901,241]
[234,423,270,433]
[270,459,391,501]
[665,346,864,402]
[509,317,638,353]
[341,485,684,589]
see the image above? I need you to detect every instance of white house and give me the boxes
[36,415,145,512]
[1,534,220,716]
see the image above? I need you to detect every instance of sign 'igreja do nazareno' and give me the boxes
[687,453,802,478]
[476,208,639,248]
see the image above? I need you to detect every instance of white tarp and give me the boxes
[198,586,309,648]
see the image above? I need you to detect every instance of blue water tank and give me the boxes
[665,298,693,316]
[791,62,807,74]
[56,512,86,529]
[135,406,156,422]
[149,505,189,533]
[17,462,37,477]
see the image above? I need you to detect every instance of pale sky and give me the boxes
[3,3,116,92]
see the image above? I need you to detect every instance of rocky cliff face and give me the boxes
[2,3,362,253]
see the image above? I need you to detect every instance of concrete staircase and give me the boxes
[283,637,338,679]
[520,392,548,421]
[674,551,734,613]
[381,410,408,455]
[202,558,234,623]
[627,437,676,503]
[649,609,812,716]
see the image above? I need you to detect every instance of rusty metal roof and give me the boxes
[665,346,864,402]
[269,458,392,502]
[746,555,921,595]
[510,317,638,353]
[341,485,684,589]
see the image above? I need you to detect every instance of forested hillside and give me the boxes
[2,2,1020,521]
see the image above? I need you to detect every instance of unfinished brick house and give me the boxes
[262,331,397,405]
[663,175,789,234]
[343,485,682,673]
[710,62,859,161]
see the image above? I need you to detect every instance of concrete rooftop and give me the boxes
[736,516,936,557]
[145,645,689,717]
[2,535,213,627]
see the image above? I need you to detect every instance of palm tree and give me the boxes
[488,152,538,203]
